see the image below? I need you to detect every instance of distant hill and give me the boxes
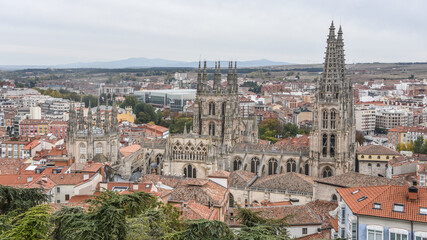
[0,58,291,70]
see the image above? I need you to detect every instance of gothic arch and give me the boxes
[209,102,216,115]
[322,109,328,129]
[322,166,333,178]
[330,109,337,129]
[330,134,336,157]
[183,164,197,178]
[95,142,103,155]
[304,163,309,176]
[268,158,278,175]
[286,159,297,172]
[322,134,328,157]
[209,122,215,136]
[250,157,260,174]
[233,156,242,171]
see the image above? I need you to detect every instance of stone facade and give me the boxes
[116,23,356,181]
[66,100,119,164]
[309,22,356,178]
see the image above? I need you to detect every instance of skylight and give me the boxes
[357,196,367,202]
[373,203,382,209]
[393,204,404,212]
[351,190,360,195]
[420,207,427,215]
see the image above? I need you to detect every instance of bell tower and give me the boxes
[309,22,356,178]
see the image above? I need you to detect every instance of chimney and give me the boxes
[408,180,418,200]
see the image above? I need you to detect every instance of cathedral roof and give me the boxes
[168,180,228,206]
[251,172,315,194]
[315,172,407,188]
[229,170,256,188]
[120,144,141,157]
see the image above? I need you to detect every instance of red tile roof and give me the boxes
[337,185,427,223]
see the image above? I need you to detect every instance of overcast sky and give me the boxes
[0,0,426,65]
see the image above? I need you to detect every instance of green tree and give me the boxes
[0,204,52,240]
[166,219,234,240]
[414,136,424,154]
[169,116,192,133]
[235,207,290,240]
[356,131,365,145]
[0,186,48,214]
[121,95,138,109]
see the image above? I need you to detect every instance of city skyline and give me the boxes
[1,0,427,65]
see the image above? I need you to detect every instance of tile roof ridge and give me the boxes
[305,204,323,223]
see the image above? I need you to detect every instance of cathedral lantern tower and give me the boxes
[309,22,356,178]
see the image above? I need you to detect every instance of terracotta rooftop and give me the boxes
[168,180,227,206]
[179,200,216,220]
[307,200,338,229]
[229,170,256,188]
[208,170,230,178]
[338,185,427,223]
[357,144,400,155]
[275,134,310,148]
[297,229,331,240]
[248,205,322,226]
[119,144,141,157]
[315,172,407,188]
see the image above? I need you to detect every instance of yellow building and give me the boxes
[356,145,400,177]
[118,106,135,123]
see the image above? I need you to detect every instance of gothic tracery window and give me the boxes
[304,163,309,175]
[209,102,215,115]
[79,143,86,154]
[330,134,336,157]
[322,110,328,129]
[322,166,333,178]
[233,157,242,171]
[209,122,215,136]
[330,110,336,129]
[268,158,278,175]
[95,143,103,154]
[286,159,296,172]
[322,134,328,157]
[184,164,196,178]
[250,157,260,174]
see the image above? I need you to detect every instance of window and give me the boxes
[420,174,426,187]
[377,156,381,159]
[351,222,357,240]
[304,163,309,175]
[79,143,86,154]
[65,194,70,201]
[390,230,408,240]
[332,194,338,201]
[373,203,382,209]
[302,228,308,235]
[415,232,427,240]
[268,159,278,175]
[95,143,103,154]
[341,207,346,224]
[330,110,336,129]
[420,207,427,215]
[351,189,360,195]
[377,163,381,167]
[184,165,196,178]
[330,134,336,157]
[361,155,364,158]
[209,122,215,136]
[57,187,60,193]
[393,204,404,212]
[322,110,328,129]
[57,200,60,203]
[209,102,215,115]
[233,157,242,171]
[322,167,332,178]
[286,159,296,172]
[368,229,383,240]
[368,163,372,167]
[322,134,328,157]
[250,157,260,174]
[358,196,368,202]
[341,228,346,239]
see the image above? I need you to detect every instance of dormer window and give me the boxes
[373,203,382,209]
[420,207,427,215]
[393,204,404,212]
[351,189,360,195]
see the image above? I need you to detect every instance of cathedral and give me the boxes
[74,22,355,180]
[66,100,120,164]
